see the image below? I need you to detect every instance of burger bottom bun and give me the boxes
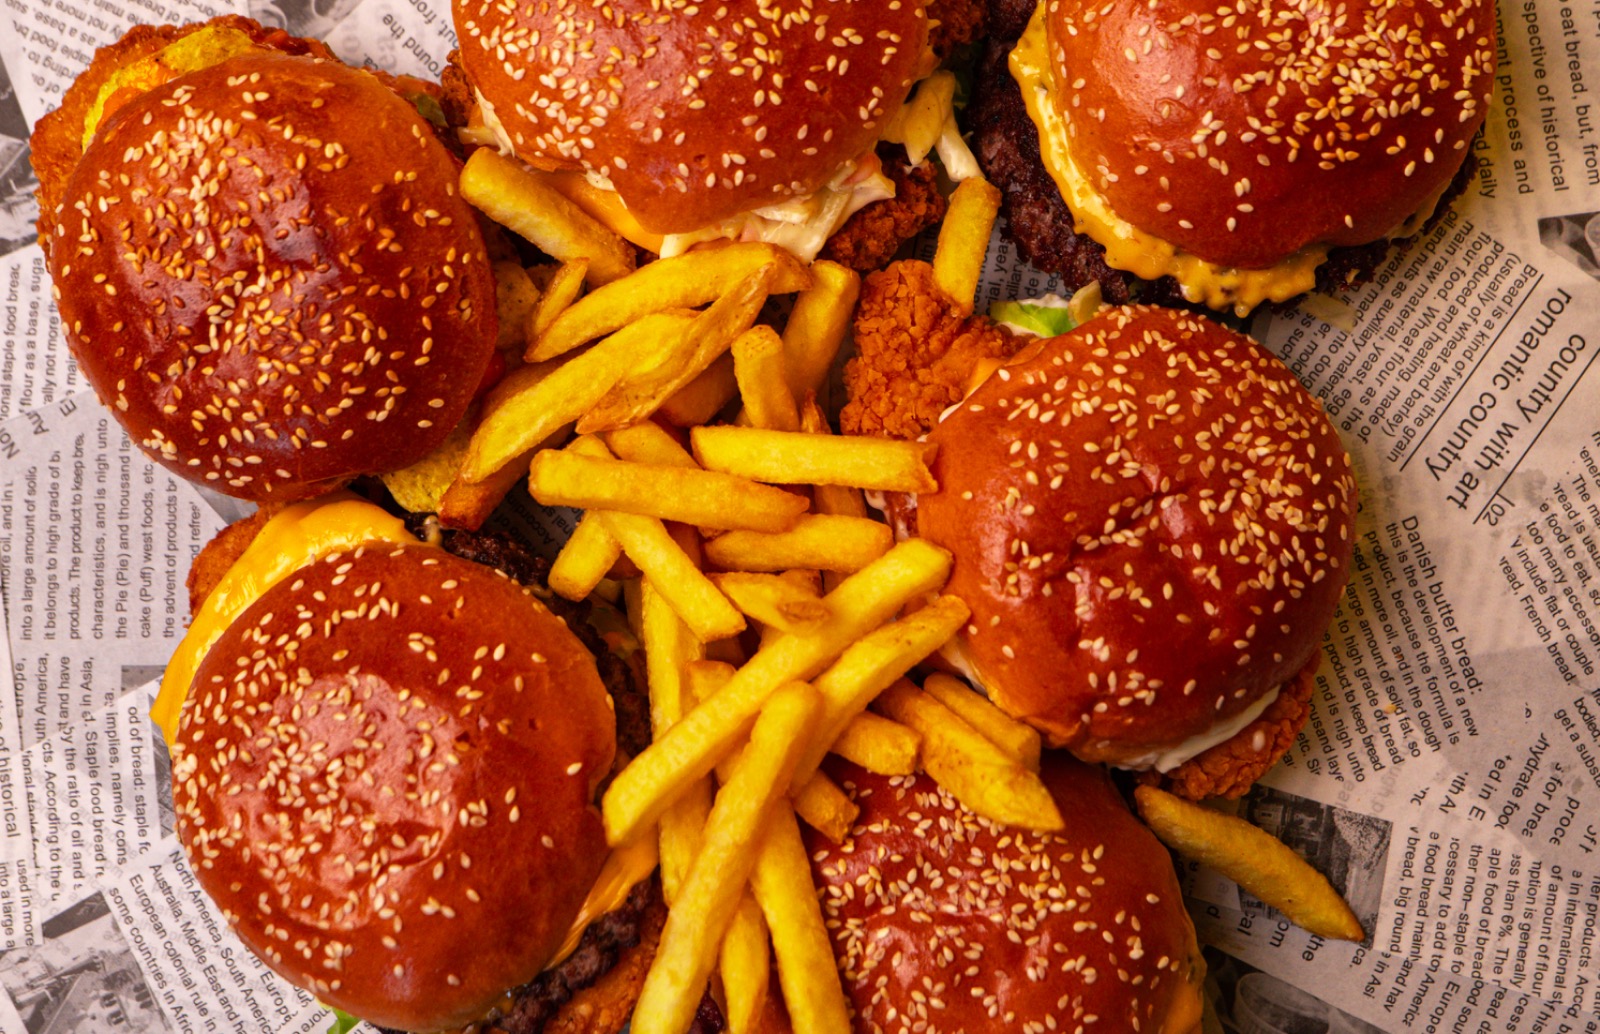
[810,759,1205,1034]
[173,544,615,1031]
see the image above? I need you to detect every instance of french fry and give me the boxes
[791,771,858,844]
[492,260,541,351]
[578,268,773,433]
[711,572,831,634]
[525,259,589,344]
[460,149,635,285]
[790,595,971,788]
[460,313,696,484]
[529,241,812,362]
[597,509,745,642]
[602,538,952,845]
[682,663,858,844]
[529,450,809,532]
[547,514,623,601]
[720,894,771,1034]
[733,325,801,432]
[922,672,1042,771]
[640,582,712,905]
[751,806,854,1034]
[703,514,893,574]
[604,422,699,469]
[782,261,860,410]
[875,680,1064,832]
[438,457,527,529]
[933,177,1003,315]
[631,684,820,1034]
[641,582,706,738]
[534,169,667,254]
[829,712,920,776]
[798,399,870,521]
[691,425,937,493]
[659,353,739,427]
[1135,787,1366,942]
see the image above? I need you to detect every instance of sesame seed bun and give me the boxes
[1027,0,1495,274]
[810,759,1205,1034]
[38,33,497,501]
[172,542,615,1032]
[917,305,1356,771]
[451,0,930,234]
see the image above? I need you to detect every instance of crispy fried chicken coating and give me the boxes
[841,260,1024,439]
[1151,655,1321,801]
[821,149,947,273]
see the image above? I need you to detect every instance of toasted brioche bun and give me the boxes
[917,305,1356,770]
[810,759,1205,1033]
[451,0,930,234]
[1020,0,1494,281]
[37,25,496,501]
[173,542,615,1031]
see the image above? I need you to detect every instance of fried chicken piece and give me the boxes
[821,149,948,274]
[1145,655,1320,801]
[841,260,1025,439]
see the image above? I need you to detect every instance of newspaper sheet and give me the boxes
[0,0,1596,1032]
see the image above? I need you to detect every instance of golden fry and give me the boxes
[720,894,771,1034]
[1135,787,1366,942]
[691,425,937,493]
[630,684,820,1034]
[734,325,801,432]
[604,422,699,469]
[791,771,858,844]
[782,262,860,410]
[597,509,745,642]
[528,241,812,362]
[659,353,740,428]
[529,450,808,532]
[829,712,920,776]
[547,513,622,601]
[525,259,589,344]
[579,268,773,433]
[799,399,870,520]
[460,149,635,285]
[639,581,713,906]
[922,672,1042,771]
[791,595,971,787]
[704,514,893,574]
[751,807,854,1034]
[601,538,952,845]
[933,177,1003,316]
[875,681,1064,832]
[710,572,831,633]
[460,314,694,484]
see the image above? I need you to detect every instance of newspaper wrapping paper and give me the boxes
[0,0,1594,1031]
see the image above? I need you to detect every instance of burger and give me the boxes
[445,0,985,266]
[969,0,1497,314]
[809,758,1206,1032]
[162,495,675,1033]
[32,18,498,502]
[846,299,1357,798]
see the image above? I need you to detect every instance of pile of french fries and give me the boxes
[397,146,1369,1033]
[394,159,1084,1033]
